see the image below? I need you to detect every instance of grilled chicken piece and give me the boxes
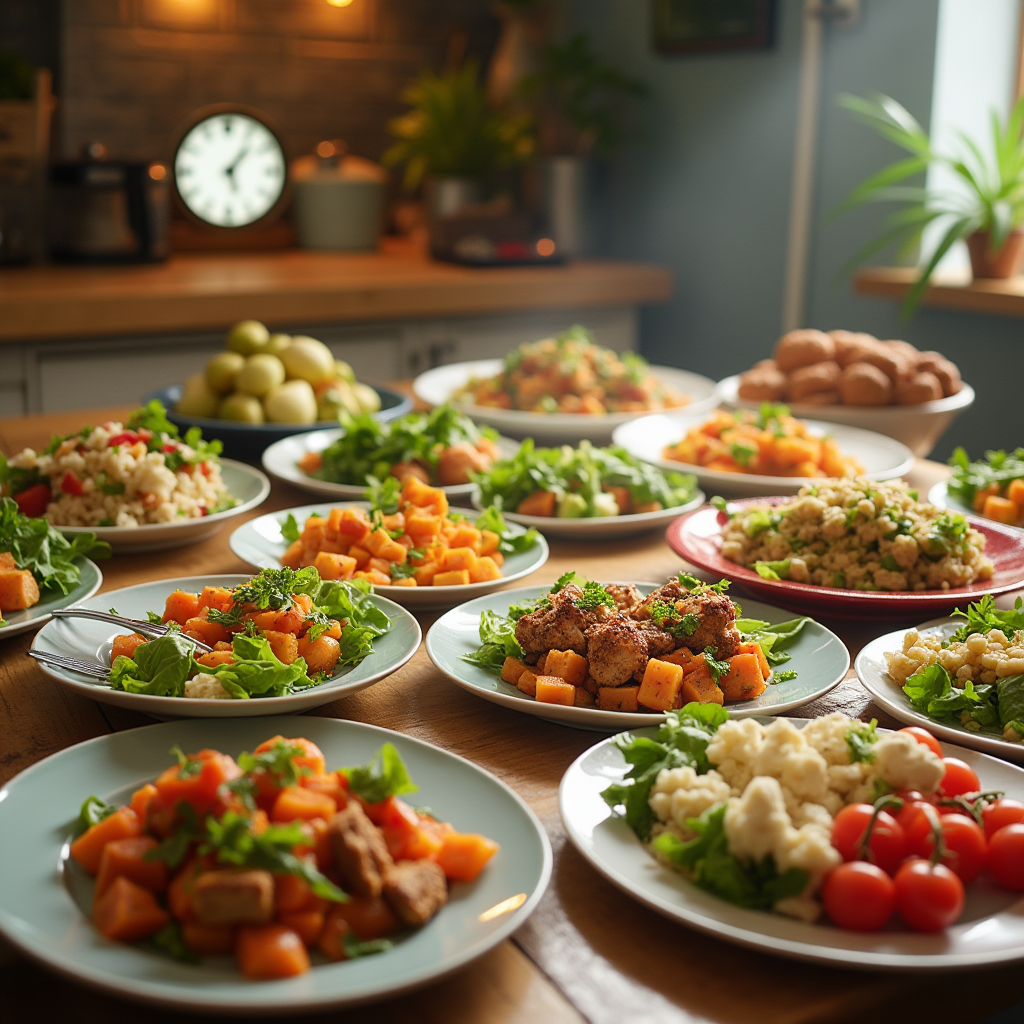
[605,583,642,615]
[674,591,741,658]
[632,580,689,619]
[384,860,449,927]
[515,583,593,656]
[191,869,274,925]
[585,618,648,686]
[637,621,677,658]
[328,802,394,898]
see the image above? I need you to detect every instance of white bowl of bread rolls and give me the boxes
[719,328,974,457]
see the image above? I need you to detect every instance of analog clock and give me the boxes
[173,108,287,228]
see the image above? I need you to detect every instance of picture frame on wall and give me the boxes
[653,0,777,54]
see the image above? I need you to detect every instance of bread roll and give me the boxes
[789,361,841,400]
[895,371,943,404]
[775,329,835,371]
[830,330,879,367]
[738,365,787,401]
[880,339,921,369]
[798,390,842,406]
[859,344,913,383]
[916,352,963,396]
[840,362,893,405]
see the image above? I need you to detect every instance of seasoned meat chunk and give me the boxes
[383,860,448,927]
[515,584,593,656]
[605,583,642,615]
[586,618,648,686]
[632,580,689,620]
[637,621,677,658]
[674,590,741,658]
[191,869,274,925]
[329,802,394,898]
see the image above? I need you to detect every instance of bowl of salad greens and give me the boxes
[470,440,703,538]
[261,406,518,502]
[932,447,1024,530]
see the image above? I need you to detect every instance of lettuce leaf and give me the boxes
[109,632,196,696]
[461,608,524,672]
[340,742,418,804]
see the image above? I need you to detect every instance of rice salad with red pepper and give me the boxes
[0,401,236,528]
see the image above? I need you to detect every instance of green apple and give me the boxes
[265,333,292,356]
[334,358,356,383]
[218,392,265,423]
[352,381,381,414]
[264,379,318,423]
[236,353,286,397]
[227,319,270,355]
[205,351,245,393]
[174,373,219,418]
[280,336,336,386]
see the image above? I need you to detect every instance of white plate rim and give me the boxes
[29,573,422,717]
[928,480,1024,533]
[0,557,104,641]
[560,718,1024,969]
[424,584,850,731]
[0,715,553,1011]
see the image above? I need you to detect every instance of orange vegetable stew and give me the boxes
[70,735,498,979]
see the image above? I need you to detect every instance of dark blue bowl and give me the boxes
[143,383,413,464]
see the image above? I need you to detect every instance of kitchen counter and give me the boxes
[0,239,671,342]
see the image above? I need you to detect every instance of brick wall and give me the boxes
[57,0,498,164]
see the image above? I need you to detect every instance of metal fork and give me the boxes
[29,649,111,681]
[49,608,214,654]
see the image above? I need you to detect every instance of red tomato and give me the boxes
[13,483,51,518]
[106,431,141,448]
[988,823,1024,890]
[821,862,896,931]
[939,758,981,798]
[894,858,965,931]
[831,804,906,875]
[60,472,84,496]
[982,798,1024,840]
[914,814,987,883]
[899,726,943,759]
[896,799,937,853]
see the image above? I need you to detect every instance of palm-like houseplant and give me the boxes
[837,92,1024,316]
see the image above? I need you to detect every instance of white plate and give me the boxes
[55,460,271,554]
[425,585,849,731]
[229,502,550,612]
[469,490,706,539]
[612,412,915,498]
[561,719,1024,968]
[30,573,421,717]
[855,617,1024,763]
[0,559,103,641]
[261,428,520,502]
[927,480,1018,529]
[412,359,720,444]
[0,716,551,1012]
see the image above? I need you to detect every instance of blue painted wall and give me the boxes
[564,0,1020,460]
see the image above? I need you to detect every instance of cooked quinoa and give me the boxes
[720,478,993,592]
[6,413,234,528]
[885,626,1024,687]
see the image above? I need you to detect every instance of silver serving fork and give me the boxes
[28,649,111,680]
[49,608,214,654]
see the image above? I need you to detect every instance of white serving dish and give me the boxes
[412,359,720,445]
[718,374,975,458]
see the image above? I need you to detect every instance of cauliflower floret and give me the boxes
[801,712,856,766]
[873,731,945,794]
[827,762,873,799]
[752,718,830,804]
[184,673,232,699]
[649,767,732,830]
[706,718,764,793]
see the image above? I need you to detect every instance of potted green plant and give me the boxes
[837,92,1024,316]
[384,60,534,230]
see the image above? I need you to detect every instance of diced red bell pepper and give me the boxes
[61,472,84,496]
[106,432,141,448]
[13,483,51,518]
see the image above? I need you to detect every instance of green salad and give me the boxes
[307,405,499,488]
[948,446,1024,512]
[473,439,699,518]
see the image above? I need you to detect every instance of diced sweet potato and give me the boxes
[348,545,372,569]
[329,506,371,542]
[432,569,470,586]
[95,835,168,896]
[516,490,556,517]
[313,551,356,581]
[364,528,407,563]
[441,546,478,573]
[182,616,232,646]
[70,806,143,875]
[574,687,596,707]
[301,517,329,550]
[449,524,482,550]
[983,494,1018,525]
[182,921,236,955]
[469,556,502,583]
[597,686,640,712]
[738,641,771,681]
[236,924,310,979]
[271,785,337,823]
[517,669,538,697]
[638,658,684,712]
[436,832,499,882]
[0,551,15,570]
[324,895,402,942]
[405,510,442,544]
[680,669,724,705]
[1007,478,1024,508]
[92,876,169,942]
[264,630,299,665]
[0,569,39,611]
[603,485,632,515]
[354,568,392,586]
[479,530,501,556]
[535,676,576,705]
[413,562,438,586]
[110,632,149,665]
[162,589,201,625]
[198,586,234,613]
[542,649,589,685]
[719,653,766,701]
[500,656,529,685]
[195,649,235,668]
[129,783,158,819]
[281,539,304,569]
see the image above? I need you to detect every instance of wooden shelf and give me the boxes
[0,238,672,343]
[854,266,1024,317]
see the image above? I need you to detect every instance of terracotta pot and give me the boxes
[966,229,1024,279]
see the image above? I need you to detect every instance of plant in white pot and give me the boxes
[837,92,1024,316]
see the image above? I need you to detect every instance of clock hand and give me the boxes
[223,147,251,189]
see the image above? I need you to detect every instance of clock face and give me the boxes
[174,112,286,227]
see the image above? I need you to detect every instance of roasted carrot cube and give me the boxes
[329,506,371,542]
[92,876,169,942]
[367,556,393,575]
[271,785,337,823]
[479,530,501,556]
[182,617,231,646]
[449,524,482,550]
[348,545,371,569]
[110,632,149,665]
[500,657,529,685]
[542,649,589,685]
[281,539,304,569]
[516,490,556,517]
[264,630,299,665]
[194,650,235,668]
[738,641,771,681]
[236,924,310,979]
[198,586,234,613]
[432,569,470,586]
[597,686,641,712]
[296,634,341,675]
[162,589,201,625]
[1007,478,1024,509]
[95,836,168,896]
[535,677,576,706]
[70,807,143,875]
[638,658,684,712]
[441,547,478,573]
[435,832,499,882]
[364,529,407,563]
[681,669,724,705]
[301,516,329,549]
[405,511,442,544]
[354,569,392,586]
[413,563,437,586]
[469,556,502,583]
[984,494,1019,525]
[313,551,356,581]
[719,653,766,701]
[517,669,539,696]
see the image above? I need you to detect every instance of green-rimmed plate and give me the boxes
[0,558,103,641]
[229,502,550,612]
[425,585,850,732]
[30,574,420,718]
[0,716,551,1011]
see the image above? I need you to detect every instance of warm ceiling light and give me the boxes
[325,0,355,6]
[148,163,167,180]
[536,238,556,257]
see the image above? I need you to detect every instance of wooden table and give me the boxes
[1,407,1021,1024]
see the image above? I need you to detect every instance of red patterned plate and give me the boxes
[667,498,1024,620]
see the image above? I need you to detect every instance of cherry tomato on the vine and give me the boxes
[896,798,937,854]
[939,758,981,798]
[914,814,987,884]
[894,858,965,932]
[988,823,1024,891]
[899,726,943,759]
[982,798,1024,840]
[821,862,896,931]
[831,804,906,875]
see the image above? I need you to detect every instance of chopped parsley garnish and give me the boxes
[237,740,312,787]
[677,572,730,595]
[703,646,731,683]
[551,571,615,611]
[650,600,700,638]
[171,745,204,779]
[846,719,878,763]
